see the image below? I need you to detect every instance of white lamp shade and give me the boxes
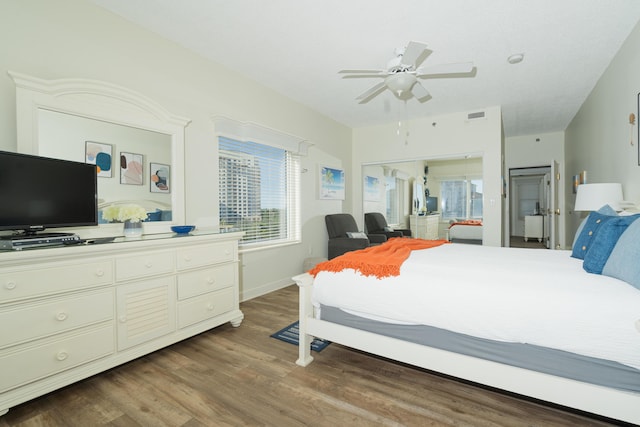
[574,183,623,211]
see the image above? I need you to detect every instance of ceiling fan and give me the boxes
[339,41,475,104]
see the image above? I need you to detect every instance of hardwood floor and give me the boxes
[0,285,626,426]
[509,235,547,249]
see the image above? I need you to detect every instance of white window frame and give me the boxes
[439,175,483,220]
[214,117,309,251]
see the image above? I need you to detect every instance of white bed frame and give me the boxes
[293,273,640,425]
[448,223,483,244]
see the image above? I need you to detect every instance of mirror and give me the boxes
[39,109,172,219]
[362,155,483,239]
[10,71,190,236]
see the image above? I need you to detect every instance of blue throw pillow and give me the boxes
[602,219,640,290]
[582,214,640,274]
[572,204,617,250]
[571,211,618,259]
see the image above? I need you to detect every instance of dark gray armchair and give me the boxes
[325,213,387,259]
[364,212,412,239]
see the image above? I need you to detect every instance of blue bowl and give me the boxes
[171,225,195,235]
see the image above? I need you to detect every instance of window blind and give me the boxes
[219,136,301,248]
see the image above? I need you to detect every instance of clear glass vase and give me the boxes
[123,220,143,238]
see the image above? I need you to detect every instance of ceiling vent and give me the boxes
[467,111,486,120]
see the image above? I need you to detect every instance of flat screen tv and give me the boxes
[0,151,98,235]
[426,196,439,213]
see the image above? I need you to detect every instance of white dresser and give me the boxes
[409,214,441,239]
[0,231,243,415]
[524,215,544,242]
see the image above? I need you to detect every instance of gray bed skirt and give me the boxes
[320,305,640,393]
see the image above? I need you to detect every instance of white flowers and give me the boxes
[102,204,148,223]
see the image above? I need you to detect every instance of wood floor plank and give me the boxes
[0,285,627,426]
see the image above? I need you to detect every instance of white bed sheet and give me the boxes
[312,244,640,370]
[449,224,483,240]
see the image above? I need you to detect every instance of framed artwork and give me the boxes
[120,152,143,185]
[85,141,113,178]
[363,175,381,201]
[150,162,170,193]
[319,165,345,200]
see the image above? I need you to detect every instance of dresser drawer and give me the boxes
[0,289,114,349]
[177,287,234,329]
[0,324,114,393]
[0,260,113,302]
[115,250,175,282]
[176,241,236,271]
[176,263,236,301]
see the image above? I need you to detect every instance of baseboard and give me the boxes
[240,277,294,302]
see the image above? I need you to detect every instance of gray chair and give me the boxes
[325,213,387,259]
[364,212,412,239]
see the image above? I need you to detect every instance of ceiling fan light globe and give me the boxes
[385,73,417,93]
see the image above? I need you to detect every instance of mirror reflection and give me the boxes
[38,109,173,222]
[362,156,483,241]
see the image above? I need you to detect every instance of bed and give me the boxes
[448,219,483,244]
[292,214,640,425]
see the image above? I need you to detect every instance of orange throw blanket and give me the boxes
[309,238,449,279]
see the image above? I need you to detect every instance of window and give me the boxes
[385,175,406,225]
[385,176,398,224]
[440,178,483,220]
[219,136,301,248]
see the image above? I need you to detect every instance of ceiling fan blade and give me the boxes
[416,62,474,77]
[356,82,387,103]
[339,69,386,74]
[411,81,431,102]
[341,73,388,79]
[401,41,429,68]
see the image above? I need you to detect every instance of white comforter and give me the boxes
[312,244,640,370]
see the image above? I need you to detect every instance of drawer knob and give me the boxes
[145,262,153,268]
[206,303,214,311]
[56,351,69,361]
[206,277,215,285]
[119,315,127,323]
[5,281,16,290]
[56,312,68,321]
[183,255,192,262]
[224,250,231,256]
[95,269,105,277]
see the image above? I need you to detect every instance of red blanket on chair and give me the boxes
[309,237,449,279]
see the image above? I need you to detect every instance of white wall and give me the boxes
[0,0,352,301]
[565,20,640,244]
[505,132,566,247]
[352,107,504,247]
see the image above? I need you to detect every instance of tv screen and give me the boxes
[0,151,98,234]
[426,196,438,213]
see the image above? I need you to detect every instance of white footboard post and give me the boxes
[293,273,314,367]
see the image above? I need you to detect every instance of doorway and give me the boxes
[509,166,551,249]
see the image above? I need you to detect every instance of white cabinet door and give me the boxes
[116,277,176,350]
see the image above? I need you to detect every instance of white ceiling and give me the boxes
[89,0,640,138]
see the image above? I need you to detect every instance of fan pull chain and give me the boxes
[396,100,409,145]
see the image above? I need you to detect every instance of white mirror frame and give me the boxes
[9,71,191,237]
